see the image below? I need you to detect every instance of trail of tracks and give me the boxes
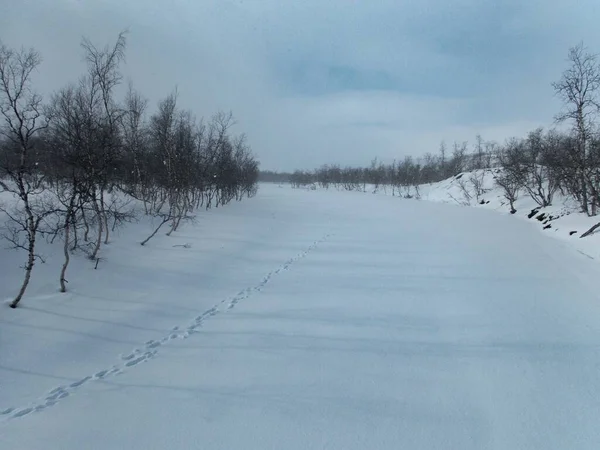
[0,233,331,424]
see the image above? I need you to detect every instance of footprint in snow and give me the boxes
[121,352,138,361]
[48,386,65,395]
[125,350,156,367]
[94,369,109,379]
[12,407,33,419]
[69,376,91,388]
[146,340,161,349]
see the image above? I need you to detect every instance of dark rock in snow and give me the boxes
[528,208,541,219]
[543,224,552,230]
[570,231,578,236]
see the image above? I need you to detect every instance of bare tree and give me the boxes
[469,172,486,202]
[0,32,260,305]
[439,141,447,178]
[473,134,485,170]
[57,183,78,292]
[521,129,557,207]
[495,171,520,213]
[120,82,149,201]
[448,141,468,176]
[81,32,127,256]
[552,43,600,215]
[495,144,521,213]
[0,42,52,308]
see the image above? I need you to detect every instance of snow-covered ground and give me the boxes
[3,183,600,449]
[314,169,600,261]
[418,169,600,260]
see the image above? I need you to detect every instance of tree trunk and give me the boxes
[60,194,77,292]
[60,219,71,293]
[172,212,183,233]
[581,171,590,215]
[10,223,36,309]
[90,195,103,260]
[166,209,180,236]
[71,213,79,251]
[100,187,110,244]
[141,215,171,246]
[81,202,90,242]
[580,221,600,238]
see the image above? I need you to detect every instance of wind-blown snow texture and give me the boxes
[2,183,600,449]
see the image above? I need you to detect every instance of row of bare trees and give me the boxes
[288,43,600,219]
[0,33,259,308]
[492,43,600,216]
[290,138,492,197]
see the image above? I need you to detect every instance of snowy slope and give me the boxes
[3,184,600,449]
[418,169,600,261]
[316,169,600,261]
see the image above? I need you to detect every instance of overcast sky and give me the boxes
[2,0,600,171]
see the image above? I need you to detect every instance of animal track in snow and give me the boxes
[11,408,33,419]
[124,351,157,367]
[69,376,91,388]
[93,369,109,379]
[0,233,332,423]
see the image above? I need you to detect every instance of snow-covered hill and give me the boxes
[417,169,600,261]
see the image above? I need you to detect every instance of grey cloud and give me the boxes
[1,0,600,170]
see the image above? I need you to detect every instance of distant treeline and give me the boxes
[259,170,292,183]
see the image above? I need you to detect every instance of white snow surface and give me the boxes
[407,168,600,260]
[2,182,600,449]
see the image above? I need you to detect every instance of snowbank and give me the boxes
[418,169,600,260]
[290,169,600,262]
